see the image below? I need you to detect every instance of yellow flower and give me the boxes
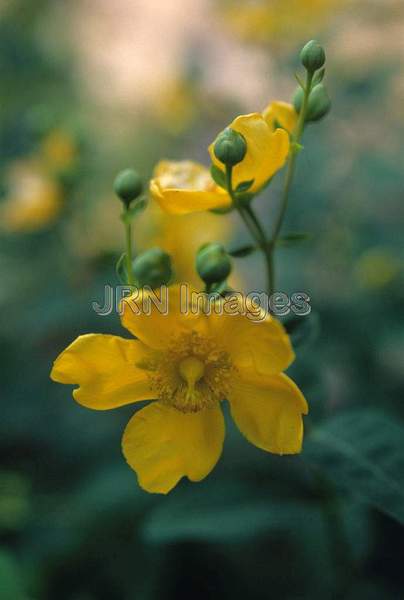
[40,129,77,172]
[209,113,289,193]
[263,101,298,136]
[0,161,62,233]
[150,160,231,215]
[51,285,308,494]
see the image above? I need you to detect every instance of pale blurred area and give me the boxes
[35,0,404,134]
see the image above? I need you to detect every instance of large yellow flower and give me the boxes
[0,160,62,233]
[263,101,298,136]
[51,285,308,494]
[150,160,231,215]
[209,113,289,193]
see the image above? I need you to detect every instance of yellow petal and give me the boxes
[150,160,230,215]
[208,303,294,375]
[122,403,225,494]
[209,113,289,192]
[228,373,308,454]
[50,334,154,409]
[262,101,298,135]
[121,284,207,350]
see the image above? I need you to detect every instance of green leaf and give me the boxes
[228,244,257,258]
[120,197,148,224]
[294,72,305,89]
[210,165,226,188]
[235,179,254,193]
[313,67,326,85]
[115,252,128,284]
[141,481,322,545]
[304,411,404,525]
[0,549,27,600]
[276,232,311,246]
[291,142,304,155]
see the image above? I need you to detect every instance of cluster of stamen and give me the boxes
[143,331,234,413]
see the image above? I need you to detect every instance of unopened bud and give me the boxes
[132,247,172,288]
[114,169,143,207]
[196,243,232,285]
[300,40,326,73]
[293,84,331,123]
[213,128,247,167]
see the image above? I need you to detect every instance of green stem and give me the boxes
[225,166,273,293]
[267,70,314,289]
[124,219,135,287]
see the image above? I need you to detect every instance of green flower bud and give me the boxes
[196,243,232,285]
[213,128,247,167]
[132,247,172,289]
[114,169,143,207]
[306,84,331,121]
[300,40,326,73]
[293,84,331,123]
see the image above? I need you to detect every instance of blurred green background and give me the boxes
[1,1,404,598]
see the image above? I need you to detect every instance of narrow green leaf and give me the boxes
[294,72,305,89]
[120,197,148,224]
[115,252,128,284]
[304,411,404,525]
[276,232,311,246]
[228,244,257,258]
[235,179,254,193]
[210,165,226,188]
[313,67,326,85]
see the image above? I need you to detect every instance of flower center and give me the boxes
[145,331,234,413]
[179,356,205,387]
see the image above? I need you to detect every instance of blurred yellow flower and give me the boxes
[0,161,62,233]
[150,160,231,215]
[354,248,401,290]
[220,0,341,44]
[209,113,289,192]
[134,202,237,287]
[152,80,198,135]
[40,129,77,172]
[51,285,307,494]
[263,101,298,135]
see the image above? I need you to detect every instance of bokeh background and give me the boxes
[1,1,404,598]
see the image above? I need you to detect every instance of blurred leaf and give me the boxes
[304,411,404,525]
[0,549,27,600]
[142,481,321,545]
[228,244,257,258]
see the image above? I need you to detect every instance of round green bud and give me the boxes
[196,243,232,285]
[293,84,331,123]
[132,247,172,289]
[306,84,331,121]
[114,169,143,206]
[300,40,326,73]
[213,128,247,167]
